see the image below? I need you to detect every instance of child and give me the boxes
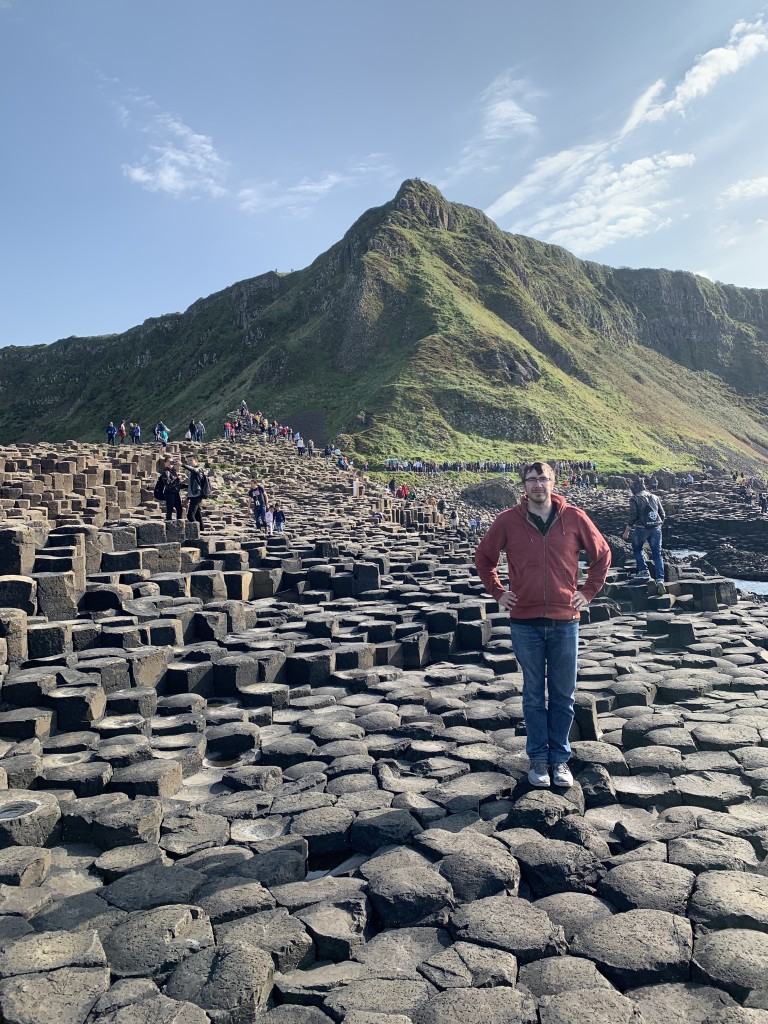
[273,504,285,533]
[265,504,275,535]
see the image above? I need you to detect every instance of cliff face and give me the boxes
[1,179,767,470]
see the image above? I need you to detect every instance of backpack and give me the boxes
[153,476,165,500]
[639,493,661,527]
[199,472,211,498]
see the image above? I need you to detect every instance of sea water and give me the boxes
[671,549,768,597]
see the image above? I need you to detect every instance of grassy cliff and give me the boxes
[1,179,767,473]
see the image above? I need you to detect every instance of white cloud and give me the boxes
[442,71,539,182]
[480,71,538,139]
[486,141,609,219]
[720,176,768,203]
[238,156,397,216]
[619,80,665,138]
[625,15,768,131]
[486,14,767,258]
[122,113,227,198]
[509,151,696,254]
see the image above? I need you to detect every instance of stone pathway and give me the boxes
[0,436,767,1022]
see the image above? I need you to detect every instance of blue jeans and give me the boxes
[510,620,579,764]
[631,526,664,580]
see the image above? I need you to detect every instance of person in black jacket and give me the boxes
[161,458,183,520]
[182,456,206,530]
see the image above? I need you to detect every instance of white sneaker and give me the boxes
[552,763,573,788]
[528,763,550,788]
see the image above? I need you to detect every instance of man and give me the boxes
[474,461,610,789]
[247,480,268,532]
[106,422,117,445]
[622,478,666,594]
[182,456,207,531]
[195,419,205,442]
[161,458,183,521]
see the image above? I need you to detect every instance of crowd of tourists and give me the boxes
[383,457,599,478]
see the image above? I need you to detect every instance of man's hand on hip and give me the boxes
[571,591,589,612]
[498,591,517,611]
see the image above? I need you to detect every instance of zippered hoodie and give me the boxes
[474,492,611,619]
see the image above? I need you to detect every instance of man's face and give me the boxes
[524,468,554,509]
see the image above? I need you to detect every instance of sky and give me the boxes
[2,1,768,348]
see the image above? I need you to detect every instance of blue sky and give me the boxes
[2,1,767,347]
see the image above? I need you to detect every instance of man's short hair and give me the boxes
[521,461,555,482]
[630,478,646,494]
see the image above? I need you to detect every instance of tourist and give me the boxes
[182,455,207,531]
[118,421,127,444]
[161,458,183,521]
[247,480,268,532]
[106,421,117,445]
[273,503,285,533]
[265,504,275,534]
[623,478,666,593]
[131,422,141,444]
[474,460,610,789]
[195,419,205,442]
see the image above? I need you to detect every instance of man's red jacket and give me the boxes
[474,492,611,620]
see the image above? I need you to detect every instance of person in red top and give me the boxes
[474,460,610,790]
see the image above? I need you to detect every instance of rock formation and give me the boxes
[0,432,767,1022]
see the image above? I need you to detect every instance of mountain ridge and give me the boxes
[1,178,767,472]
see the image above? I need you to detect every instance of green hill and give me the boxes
[2,179,767,472]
